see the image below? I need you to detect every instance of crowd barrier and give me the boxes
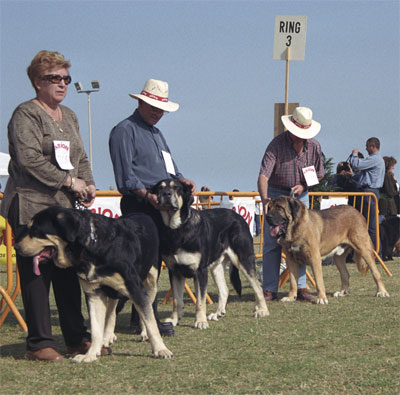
[0,190,392,330]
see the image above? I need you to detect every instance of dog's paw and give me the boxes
[71,353,98,363]
[280,296,295,303]
[140,330,149,342]
[164,317,179,327]
[154,348,173,359]
[254,307,269,318]
[333,290,349,298]
[194,320,209,330]
[376,290,390,297]
[207,311,225,321]
[316,298,329,305]
[103,333,117,346]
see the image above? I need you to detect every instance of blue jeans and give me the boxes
[262,186,309,292]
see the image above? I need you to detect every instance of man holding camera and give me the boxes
[350,137,385,250]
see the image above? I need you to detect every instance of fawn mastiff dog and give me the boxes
[265,196,389,304]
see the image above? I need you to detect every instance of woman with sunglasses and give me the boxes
[1,50,107,362]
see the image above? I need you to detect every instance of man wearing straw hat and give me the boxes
[257,106,325,302]
[109,78,196,336]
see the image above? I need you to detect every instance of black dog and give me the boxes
[15,207,172,362]
[151,179,269,329]
[380,216,400,261]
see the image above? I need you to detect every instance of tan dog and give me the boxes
[265,196,389,304]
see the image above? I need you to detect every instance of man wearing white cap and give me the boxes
[109,78,196,335]
[257,107,325,302]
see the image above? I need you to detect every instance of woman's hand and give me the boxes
[80,184,96,208]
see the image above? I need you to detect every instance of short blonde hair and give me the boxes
[27,50,71,92]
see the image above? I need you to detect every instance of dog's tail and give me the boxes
[353,251,370,276]
[229,266,242,296]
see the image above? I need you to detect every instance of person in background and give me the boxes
[199,186,212,210]
[109,78,196,336]
[257,106,325,302]
[254,194,262,237]
[350,137,385,250]
[0,50,109,362]
[378,156,398,218]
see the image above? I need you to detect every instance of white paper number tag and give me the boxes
[53,140,74,170]
[162,150,176,175]
[302,165,319,187]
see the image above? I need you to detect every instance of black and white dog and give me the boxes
[151,179,269,329]
[15,207,173,362]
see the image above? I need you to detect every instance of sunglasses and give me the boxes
[42,74,72,85]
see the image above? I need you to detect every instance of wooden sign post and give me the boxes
[273,15,307,125]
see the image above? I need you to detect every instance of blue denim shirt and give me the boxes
[109,110,182,194]
[350,152,385,189]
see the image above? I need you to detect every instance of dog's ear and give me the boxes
[181,181,194,206]
[55,210,80,242]
[288,197,301,219]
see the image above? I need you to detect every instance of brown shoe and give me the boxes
[26,347,64,363]
[297,288,314,302]
[66,341,112,357]
[263,290,277,301]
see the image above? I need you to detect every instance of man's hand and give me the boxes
[291,184,305,197]
[179,177,197,195]
[146,192,159,209]
[262,198,271,215]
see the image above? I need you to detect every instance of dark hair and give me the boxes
[383,156,397,172]
[336,161,351,174]
[366,137,380,150]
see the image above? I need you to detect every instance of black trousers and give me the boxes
[361,187,380,252]
[353,188,380,251]
[120,194,162,228]
[9,197,89,351]
[120,195,163,324]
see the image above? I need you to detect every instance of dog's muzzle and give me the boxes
[265,214,287,238]
[158,190,179,211]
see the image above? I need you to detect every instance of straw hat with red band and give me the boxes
[129,79,179,112]
[281,106,321,139]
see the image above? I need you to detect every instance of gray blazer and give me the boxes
[1,100,94,225]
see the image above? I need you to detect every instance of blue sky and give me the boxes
[1,0,399,192]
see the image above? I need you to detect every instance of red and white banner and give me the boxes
[90,197,121,218]
[220,198,256,233]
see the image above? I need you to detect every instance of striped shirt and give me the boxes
[259,131,325,189]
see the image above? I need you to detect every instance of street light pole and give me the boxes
[74,81,100,170]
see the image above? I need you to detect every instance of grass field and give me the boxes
[1,260,399,394]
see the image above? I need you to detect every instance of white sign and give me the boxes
[273,15,307,60]
[320,198,348,210]
[53,140,74,170]
[302,165,319,187]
